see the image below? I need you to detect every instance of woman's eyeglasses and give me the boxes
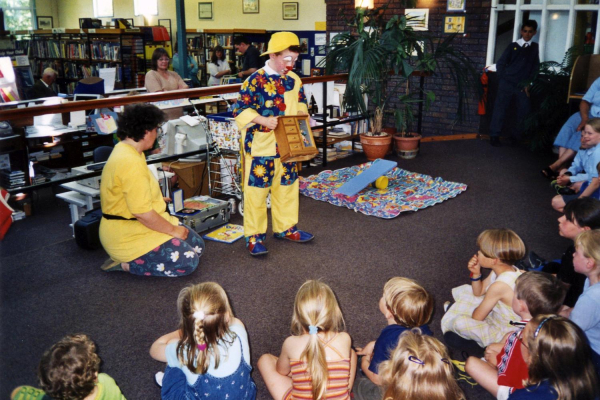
[158,58,170,62]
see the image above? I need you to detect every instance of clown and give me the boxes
[234,32,314,256]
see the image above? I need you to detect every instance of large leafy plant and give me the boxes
[324,1,480,137]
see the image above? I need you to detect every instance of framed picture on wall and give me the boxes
[198,2,213,19]
[443,15,467,34]
[405,9,429,31]
[243,0,259,14]
[299,38,309,54]
[36,16,53,29]
[447,0,466,12]
[283,2,298,20]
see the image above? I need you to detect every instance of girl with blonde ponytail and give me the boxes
[258,280,357,399]
[150,282,257,399]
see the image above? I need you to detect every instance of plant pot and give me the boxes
[393,133,421,159]
[360,133,393,161]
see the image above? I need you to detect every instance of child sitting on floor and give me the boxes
[551,118,600,212]
[542,197,600,310]
[568,229,600,373]
[11,334,126,400]
[465,272,566,400]
[378,329,465,400]
[508,315,599,399]
[441,228,526,348]
[257,280,357,400]
[353,277,434,400]
[150,282,256,399]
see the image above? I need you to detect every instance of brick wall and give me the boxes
[325,0,490,136]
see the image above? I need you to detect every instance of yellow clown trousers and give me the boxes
[243,153,299,238]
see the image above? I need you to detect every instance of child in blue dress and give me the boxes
[150,282,256,399]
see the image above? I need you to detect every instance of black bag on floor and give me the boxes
[74,208,103,250]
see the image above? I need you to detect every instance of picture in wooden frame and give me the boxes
[283,2,298,20]
[37,16,53,30]
[311,68,322,77]
[243,0,259,14]
[198,2,213,19]
[447,0,466,13]
[443,15,466,34]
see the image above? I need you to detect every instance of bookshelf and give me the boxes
[23,28,170,94]
[185,29,268,87]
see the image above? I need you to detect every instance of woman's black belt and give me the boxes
[102,213,137,221]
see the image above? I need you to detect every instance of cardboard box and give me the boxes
[166,161,210,199]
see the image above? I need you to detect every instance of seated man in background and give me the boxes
[30,68,57,99]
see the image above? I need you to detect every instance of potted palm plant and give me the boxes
[324,1,479,160]
[393,88,434,158]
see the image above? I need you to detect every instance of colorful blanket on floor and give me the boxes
[299,162,467,219]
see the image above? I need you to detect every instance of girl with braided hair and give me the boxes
[150,282,256,399]
[258,280,357,400]
[378,329,465,400]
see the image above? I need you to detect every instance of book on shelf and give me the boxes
[91,41,121,61]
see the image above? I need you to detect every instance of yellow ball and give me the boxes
[373,176,388,190]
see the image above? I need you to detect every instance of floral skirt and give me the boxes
[125,227,204,277]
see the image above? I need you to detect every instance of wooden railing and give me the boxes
[0,74,348,121]
[1,73,355,193]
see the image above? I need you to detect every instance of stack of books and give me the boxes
[334,140,354,159]
[12,210,26,221]
[312,146,337,166]
[1,169,25,189]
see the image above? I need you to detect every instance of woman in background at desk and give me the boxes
[145,48,188,120]
[207,45,231,86]
[99,103,204,277]
[145,48,188,93]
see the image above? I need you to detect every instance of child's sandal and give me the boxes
[10,386,48,400]
[541,166,557,180]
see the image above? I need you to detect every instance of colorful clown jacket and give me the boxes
[233,67,308,158]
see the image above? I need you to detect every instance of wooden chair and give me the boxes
[567,54,600,102]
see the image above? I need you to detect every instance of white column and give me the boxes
[487,0,499,66]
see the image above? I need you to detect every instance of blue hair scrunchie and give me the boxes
[308,325,318,335]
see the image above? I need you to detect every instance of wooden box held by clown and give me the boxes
[274,115,319,163]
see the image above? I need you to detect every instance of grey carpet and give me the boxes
[0,139,566,399]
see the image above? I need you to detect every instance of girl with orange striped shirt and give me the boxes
[258,280,357,399]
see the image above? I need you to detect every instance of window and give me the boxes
[1,0,34,31]
[93,0,114,18]
[134,0,158,16]
[487,0,600,64]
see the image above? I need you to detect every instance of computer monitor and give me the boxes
[163,118,209,159]
[73,93,103,116]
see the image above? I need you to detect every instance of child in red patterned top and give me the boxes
[465,272,566,400]
[257,280,357,400]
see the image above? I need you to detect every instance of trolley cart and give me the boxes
[204,113,245,215]
[204,112,272,217]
